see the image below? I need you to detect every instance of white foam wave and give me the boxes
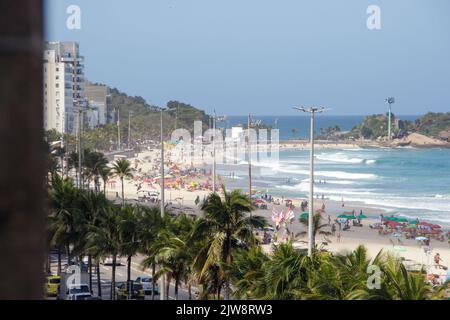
[316,152,376,165]
[315,171,377,180]
[316,153,364,164]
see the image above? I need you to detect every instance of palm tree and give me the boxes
[376,255,446,300]
[77,190,111,297]
[227,246,269,299]
[195,185,266,299]
[118,205,141,287]
[100,166,112,195]
[111,158,133,206]
[138,206,165,300]
[86,205,122,300]
[48,175,81,274]
[262,242,309,299]
[297,212,332,247]
[83,150,108,192]
[153,214,198,300]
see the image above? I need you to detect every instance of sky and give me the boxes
[44,0,450,116]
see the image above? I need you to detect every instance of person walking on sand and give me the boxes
[327,215,331,225]
[337,231,341,243]
[434,253,443,265]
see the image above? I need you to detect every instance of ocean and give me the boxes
[220,115,419,140]
[217,115,450,225]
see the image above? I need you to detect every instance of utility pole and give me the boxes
[159,107,166,300]
[77,109,83,189]
[128,110,132,149]
[385,97,395,140]
[293,106,328,257]
[248,114,252,198]
[212,110,216,193]
[117,108,121,150]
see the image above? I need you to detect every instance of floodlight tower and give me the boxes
[293,106,328,257]
[385,97,395,140]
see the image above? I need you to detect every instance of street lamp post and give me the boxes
[213,110,216,193]
[128,110,133,149]
[74,107,83,189]
[293,106,328,257]
[157,107,167,300]
[211,112,226,193]
[117,108,121,151]
[385,97,395,140]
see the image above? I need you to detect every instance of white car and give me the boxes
[102,257,122,266]
[135,276,159,295]
[66,284,91,300]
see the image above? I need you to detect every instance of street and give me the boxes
[48,253,194,300]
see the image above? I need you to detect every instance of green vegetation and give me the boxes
[347,114,406,140]
[413,112,450,138]
[347,112,450,141]
[45,86,211,152]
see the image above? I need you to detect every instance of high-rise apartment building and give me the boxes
[43,41,86,134]
[83,81,114,129]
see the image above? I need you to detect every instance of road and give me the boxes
[49,253,195,300]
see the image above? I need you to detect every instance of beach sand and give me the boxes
[102,148,450,274]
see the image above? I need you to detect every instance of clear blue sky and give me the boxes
[44,0,450,115]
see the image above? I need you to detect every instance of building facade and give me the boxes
[82,80,114,129]
[43,41,86,134]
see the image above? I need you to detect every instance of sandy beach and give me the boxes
[101,147,450,280]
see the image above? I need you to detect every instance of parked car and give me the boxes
[66,284,91,300]
[135,276,159,295]
[116,282,145,300]
[45,275,61,297]
[102,256,123,266]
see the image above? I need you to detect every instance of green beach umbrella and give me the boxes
[300,212,309,219]
[338,214,349,219]
[358,214,367,219]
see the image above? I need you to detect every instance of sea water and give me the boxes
[218,116,450,225]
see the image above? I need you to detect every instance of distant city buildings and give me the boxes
[83,80,114,129]
[43,41,113,135]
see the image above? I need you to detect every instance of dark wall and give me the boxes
[0,1,45,299]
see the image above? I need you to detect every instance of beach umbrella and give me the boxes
[358,214,367,219]
[300,212,309,219]
[415,236,428,241]
[395,217,408,223]
[338,214,349,219]
[419,222,441,229]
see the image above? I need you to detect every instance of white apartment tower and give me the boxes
[43,41,86,134]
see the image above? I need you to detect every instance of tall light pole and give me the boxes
[117,108,121,151]
[75,107,83,189]
[293,106,328,257]
[128,110,133,149]
[212,110,217,193]
[211,112,226,193]
[157,106,167,300]
[247,114,252,198]
[385,97,395,140]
